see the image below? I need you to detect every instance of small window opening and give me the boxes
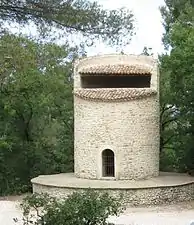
[81,74,151,88]
[102,149,115,177]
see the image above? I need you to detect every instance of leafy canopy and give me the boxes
[0,0,134,46]
[0,33,75,194]
[160,0,194,48]
[159,0,194,171]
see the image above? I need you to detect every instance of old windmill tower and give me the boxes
[74,54,160,180]
[32,54,194,206]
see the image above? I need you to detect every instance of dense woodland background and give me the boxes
[0,0,194,195]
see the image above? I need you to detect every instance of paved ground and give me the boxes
[109,203,194,225]
[31,172,194,188]
[0,201,22,225]
[1,198,194,225]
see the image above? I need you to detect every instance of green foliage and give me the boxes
[18,190,124,225]
[160,0,194,49]
[0,0,134,46]
[0,33,75,194]
[160,0,194,172]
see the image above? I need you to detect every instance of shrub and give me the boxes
[18,189,124,225]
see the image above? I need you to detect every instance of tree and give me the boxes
[18,190,124,225]
[0,33,76,194]
[0,0,134,46]
[159,0,194,172]
[160,0,194,49]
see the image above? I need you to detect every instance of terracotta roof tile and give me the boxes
[74,88,157,102]
[79,64,152,76]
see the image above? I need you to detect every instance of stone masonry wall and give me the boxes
[73,54,159,90]
[74,95,160,180]
[32,182,194,206]
[74,54,160,180]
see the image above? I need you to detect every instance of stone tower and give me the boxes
[74,54,160,180]
[32,54,194,207]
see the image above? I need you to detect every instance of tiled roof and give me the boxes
[78,64,152,76]
[74,88,157,102]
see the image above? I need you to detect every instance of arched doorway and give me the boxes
[102,149,115,177]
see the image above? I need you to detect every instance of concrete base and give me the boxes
[31,172,194,206]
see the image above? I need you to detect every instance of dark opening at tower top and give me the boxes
[81,75,151,88]
[79,63,152,89]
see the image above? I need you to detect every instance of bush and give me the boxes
[18,189,124,225]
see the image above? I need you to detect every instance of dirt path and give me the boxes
[109,202,194,225]
[1,197,194,225]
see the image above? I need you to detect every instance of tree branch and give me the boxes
[162,117,177,129]
[160,104,175,121]
[163,134,175,146]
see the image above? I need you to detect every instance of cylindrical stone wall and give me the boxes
[74,54,160,180]
[74,96,160,180]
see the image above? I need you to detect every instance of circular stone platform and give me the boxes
[31,172,194,206]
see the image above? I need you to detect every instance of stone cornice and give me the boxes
[78,64,152,76]
[74,88,157,102]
